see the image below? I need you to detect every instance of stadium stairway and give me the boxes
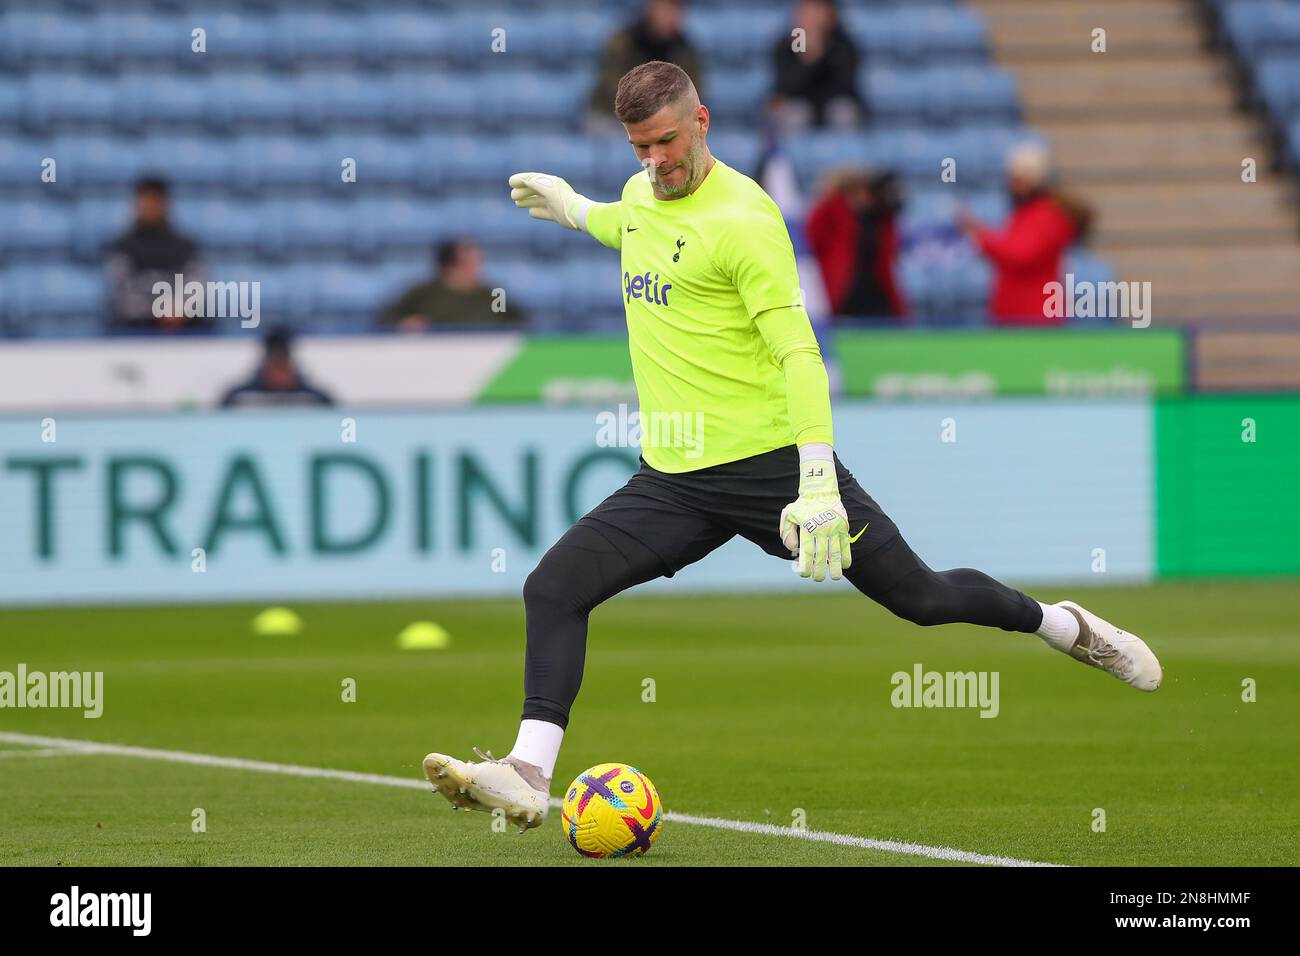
[969,0,1300,387]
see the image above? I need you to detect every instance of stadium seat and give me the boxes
[8,265,106,325]
[118,73,214,131]
[0,13,100,69]
[322,134,420,188]
[0,199,74,257]
[22,72,120,130]
[210,73,299,129]
[231,136,329,192]
[50,135,148,187]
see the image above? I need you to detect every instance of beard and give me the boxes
[654,135,708,197]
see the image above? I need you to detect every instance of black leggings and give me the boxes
[520,524,1043,730]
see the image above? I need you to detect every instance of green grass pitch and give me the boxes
[1,580,1296,866]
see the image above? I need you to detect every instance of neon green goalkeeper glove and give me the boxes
[508,172,595,232]
[779,457,858,582]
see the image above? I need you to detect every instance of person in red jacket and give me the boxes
[960,144,1078,325]
[806,168,906,319]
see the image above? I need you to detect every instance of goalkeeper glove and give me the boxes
[508,172,594,232]
[779,457,859,582]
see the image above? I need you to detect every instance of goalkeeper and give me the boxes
[423,62,1162,831]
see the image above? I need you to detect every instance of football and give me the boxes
[561,763,663,858]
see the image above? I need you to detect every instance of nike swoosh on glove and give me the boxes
[779,458,858,582]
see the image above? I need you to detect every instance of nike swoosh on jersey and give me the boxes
[849,523,869,543]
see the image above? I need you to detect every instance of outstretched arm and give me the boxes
[508,172,622,251]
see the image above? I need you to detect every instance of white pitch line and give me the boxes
[0,731,1063,867]
[0,747,89,759]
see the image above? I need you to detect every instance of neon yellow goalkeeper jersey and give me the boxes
[584,158,829,473]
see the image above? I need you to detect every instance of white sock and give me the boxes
[1036,601,1080,651]
[507,719,563,780]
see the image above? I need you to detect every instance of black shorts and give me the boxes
[578,444,900,579]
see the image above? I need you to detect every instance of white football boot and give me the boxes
[1055,601,1162,692]
[423,747,550,832]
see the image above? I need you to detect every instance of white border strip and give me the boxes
[0,732,1063,867]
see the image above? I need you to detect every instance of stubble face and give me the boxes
[624,102,713,201]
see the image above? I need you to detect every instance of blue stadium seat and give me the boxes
[262,199,377,259]
[785,131,876,185]
[118,73,213,130]
[421,133,515,187]
[367,11,456,63]
[51,135,148,187]
[210,73,299,128]
[849,7,987,65]
[0,13,98,68]
[502,133,598,185]
[483,71,595,128]
[171,198,269,256]
[141,136,232,187]
[231,136,329,191]
[386,72,481,129]
[560,255,623,322]
[8,265,106,325]
[72,198,135,261]
[902,188,1006,234]
[201,11,278,64]
[276,12,366,63]
[1256,58,1300,119]
[866,67,1018,124]
[1223,0,1300,58]
[305,261,390,319]
[322,134,420,188]
[0,78,20,127]
[705,67,769,121]
[451,11,611,69]
[440,196,539,248]
[361,198,448,251]
[100,13,193,64]
[488,257,567,313]
[296,72,393,129]
[23,72,120,130]
[705,130,761,176]
[0,200,74,257]
[0,138,58,187]
[685,9,786,65]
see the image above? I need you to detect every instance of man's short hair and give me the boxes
[135,176,169,196]
[614,60,697,125]
[264,325,293,358]
[436,240,470,271]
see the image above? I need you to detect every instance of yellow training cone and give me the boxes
[251,607,303,636]
[397,622,451,650]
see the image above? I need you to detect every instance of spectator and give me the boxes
[806,168,905,319]
[380,240,526,331]
[586,0,704,134]
[220,327,334,408]
[106,177,206,332]
[960,145,1083,326]
[768,0,864,132]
